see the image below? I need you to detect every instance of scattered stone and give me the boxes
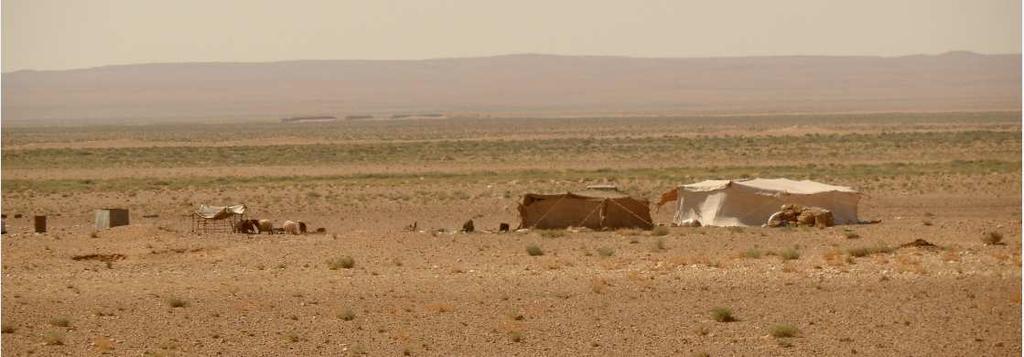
[899,239,940,250]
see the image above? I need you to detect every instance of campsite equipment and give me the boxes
[666,179,860,227]
[33,215,47,233]
[95,208,130,230]
[190,204,247,233]
[518,185,653,230]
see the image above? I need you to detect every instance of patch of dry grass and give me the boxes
[327,256,355,269]
[710,307,735,322]
[982,231,1004,245]
[769,324,799,338]
[526,244,544,256]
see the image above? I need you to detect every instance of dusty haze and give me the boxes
[2,0,1020,72]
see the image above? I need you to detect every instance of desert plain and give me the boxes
[0,112,1021,356]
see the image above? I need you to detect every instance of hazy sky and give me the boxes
[2,0,1020,72]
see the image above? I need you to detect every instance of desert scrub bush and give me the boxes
[710,307,735,322]
[509,331,523,342]
[338,308,356,321]
[780,248,801,260]
[538,230,565,238]
[651,226,670,236]
[327,256,355,269]
[48,318,70,328]
[982,231,1004,245]
[847,245,893,258]
[166,297,188,308]
[526,244,544,256]
[742,248,762,259]
[769,324,799,338]
[596,247,615,257]
[842,229,860,239]
[1,325,15,334]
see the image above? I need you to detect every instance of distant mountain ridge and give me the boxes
[2,52,1020,121]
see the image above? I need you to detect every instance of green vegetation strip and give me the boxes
[2,130,1019,169]
[2,160,1016,194]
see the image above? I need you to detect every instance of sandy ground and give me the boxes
[1,115,1020,356]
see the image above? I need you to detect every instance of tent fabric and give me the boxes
[519,187,653,230]
[673,179,860,227]
[194,204,247,220]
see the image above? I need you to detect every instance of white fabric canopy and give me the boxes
[673,178,860,227]
[194,204,246,220]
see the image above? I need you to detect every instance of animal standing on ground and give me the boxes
[282,220,302,235]
[236,219,260,234]
[257,219,274,234]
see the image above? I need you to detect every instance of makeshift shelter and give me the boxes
[190,204,247,233]
[518,185,654,230]
[667,179,860,227]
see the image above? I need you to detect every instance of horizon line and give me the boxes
[4,50,1021,74]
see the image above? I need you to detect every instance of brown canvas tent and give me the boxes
[518,185,653,230]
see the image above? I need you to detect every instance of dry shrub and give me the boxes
[780,248,801,260]
[982,231,1004,245]
[166,297,188,308]
[847,244,893,258]
[526,244,544,256]
[710,307,735,322]
[49,318,70,328]
[769,324,799,338]
[509,331,523,342]
[327,256,355,269]
[338,308,356,321]
[742,248,762,259]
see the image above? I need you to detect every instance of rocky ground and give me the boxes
[1,113,1020,356]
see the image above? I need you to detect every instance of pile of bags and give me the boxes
[765,204,834,228]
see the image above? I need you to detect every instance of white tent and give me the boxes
[670,178,861,227]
